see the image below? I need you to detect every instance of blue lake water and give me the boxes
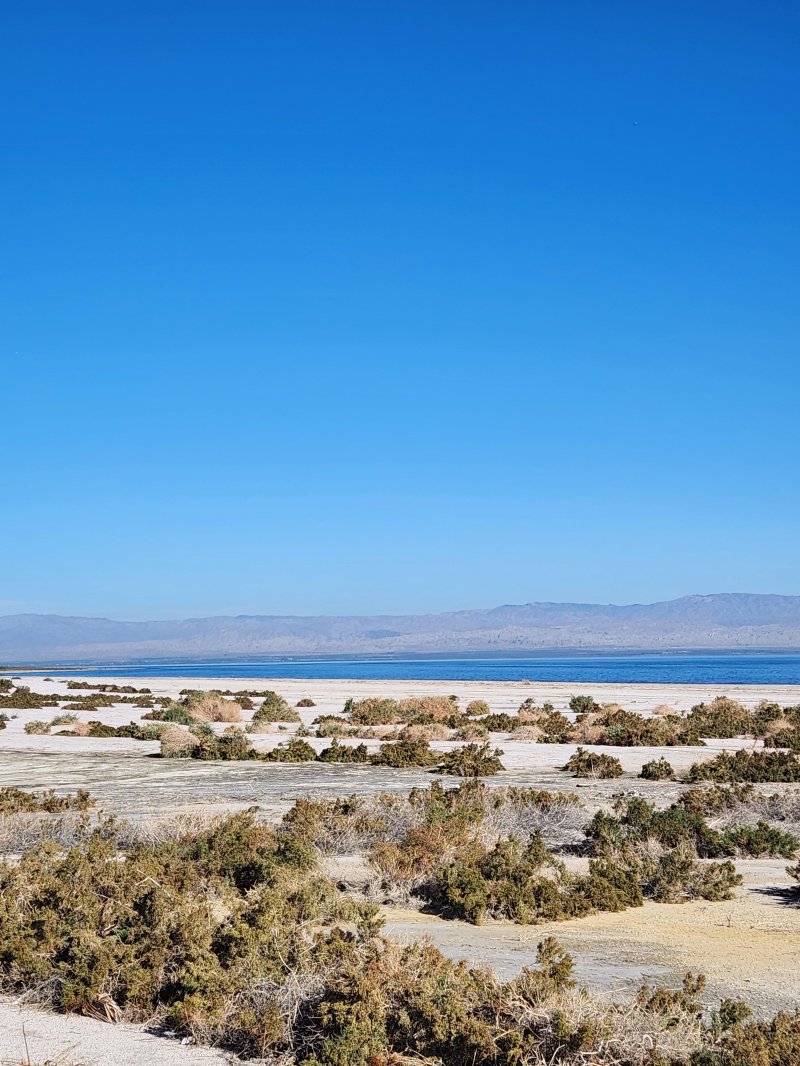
[18,654,800,685]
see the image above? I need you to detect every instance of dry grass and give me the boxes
[187,692,242,723]
[398,695,457,721]
[118,807,227,846]
[0,812,88,853]
[511,725,544,741]
[22,722,50,736]
[159,724,200,757]
[398,723,451,742]
[652,703,679,716]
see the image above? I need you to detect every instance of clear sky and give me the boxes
[2,2,798,620]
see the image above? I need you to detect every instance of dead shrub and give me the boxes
[466,699,490,716]
[184,691,242,723]
[160,724,201,758]
[398,723,451,742]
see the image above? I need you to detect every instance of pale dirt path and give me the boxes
[0,1000,231,1065]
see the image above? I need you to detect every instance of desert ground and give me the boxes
[0,673,798,1064]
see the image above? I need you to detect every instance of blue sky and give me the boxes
[2,2,798,619]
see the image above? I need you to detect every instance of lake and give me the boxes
[18,653,800,685]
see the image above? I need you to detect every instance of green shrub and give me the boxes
[585,794,795,865]
[479,712,520,731]
[562,747,624,779]
[640,756,675,780]
[0,686,56,710]
[569,694,600,714]
[0,787,94,814]
[251,691,300,724]
[317,739,370,763]
[436,743,505,777]
[370,739,440,768]
[685,749,800,783]
[685,697,755,738]
[142,702,195,724]
[266,738,318,762]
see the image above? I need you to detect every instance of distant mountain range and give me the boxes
[1,594,800,663]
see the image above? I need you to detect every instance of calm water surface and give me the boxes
[20,654,800,684]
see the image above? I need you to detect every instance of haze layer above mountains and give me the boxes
[1,594,800,663]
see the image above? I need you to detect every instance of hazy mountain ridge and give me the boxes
[1,594,800,662]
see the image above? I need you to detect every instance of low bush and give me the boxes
[685,749,800,783]
[370,738,440,768]
[586,795,798,862]
[317,739,370,764]
[266,738,319,762]
[685,696,755,739]
[250,691,301,724]
[297,697,316,707]
[142,702,195,724]
[160,724,201,758]
[640,756,675,780]
[50,712,79,726]
[562,747,624,779]
[0,686,57,710]
[480,712,521,731]
[23,720,51,735]
[346,695,459,727]
[436,743,505,777]
[569,694,600,714]
[465,699,490,716]
[452,722,489,741]
[313,715,354,737]
[0,787,94,814]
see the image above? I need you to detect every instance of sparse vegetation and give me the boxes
[0,787,94,814]
[0,782,792,1063]
[23,720,51,735]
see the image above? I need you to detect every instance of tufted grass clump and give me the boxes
[23,720,51,735]
[182,690,243,723]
